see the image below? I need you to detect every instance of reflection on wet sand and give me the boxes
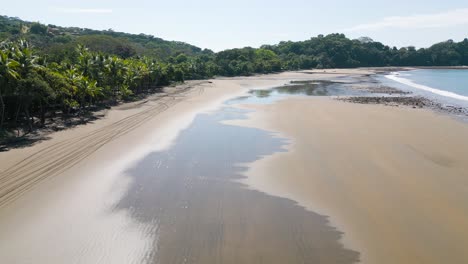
[252,80,344,97]
[117,106,359,264]
[230,80,370,106]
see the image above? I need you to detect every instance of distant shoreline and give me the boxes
[412,66,468,69]
[3,66,468,149]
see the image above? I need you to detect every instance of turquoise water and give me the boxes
[380,69,468,107]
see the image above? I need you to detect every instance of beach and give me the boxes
[0,79,253,263]
[1,68,468,263]
[231,97,468,264]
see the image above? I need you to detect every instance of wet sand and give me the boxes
[230,97,468,264]
[117,105,358,263]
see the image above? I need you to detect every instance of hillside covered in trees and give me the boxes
[1,15,468,137]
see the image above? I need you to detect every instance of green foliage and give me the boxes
[29,22,48,35]
[0,39,180,130]
[0,15,207,61]
[264,34,468,68]
[120,85,133,100]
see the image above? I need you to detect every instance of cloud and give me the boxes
[344,8,468,32]
[52,8,113,14]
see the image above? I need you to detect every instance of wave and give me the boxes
[385,73,468,102]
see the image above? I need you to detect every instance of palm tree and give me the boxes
[12,40,41,77]
[9,40,44,130]
[90,53,106,85]
[104,55,124,96]
[76,44,94,78]
[134,61,150,93]
[77,76,102,107]
[0,46,20,128]
[123,60,140,93]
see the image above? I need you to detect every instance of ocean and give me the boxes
[379,69,468,107]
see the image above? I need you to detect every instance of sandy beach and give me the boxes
[1,68,468,263]
[231,97,468,264]
[0,79,254,263]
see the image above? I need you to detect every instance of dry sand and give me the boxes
[229,97,468,264]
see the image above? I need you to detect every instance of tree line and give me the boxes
[264,34,468,69]
[0,41,213,133]
[1,16,468,136]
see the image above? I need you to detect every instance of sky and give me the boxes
[2,0,468,51]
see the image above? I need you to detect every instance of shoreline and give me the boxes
[2,66,465,151]
[1,68,468,263]
[335,68,468,121]
[0,67,405,150]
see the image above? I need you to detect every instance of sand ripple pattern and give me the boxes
[0,83,207,208]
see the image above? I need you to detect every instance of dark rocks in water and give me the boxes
[349,84,411,95]
[339,96,429,106]
[337,96,468,117]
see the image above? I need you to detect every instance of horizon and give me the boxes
[2,0,468,52]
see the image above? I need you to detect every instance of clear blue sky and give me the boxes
[2,0,468,51]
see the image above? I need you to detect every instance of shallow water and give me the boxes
[402,69,468,97]
[115,91,360,263]
[226,80,365,105]
[379,69,468,107]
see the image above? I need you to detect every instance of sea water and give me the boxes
[380,69,468,107]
